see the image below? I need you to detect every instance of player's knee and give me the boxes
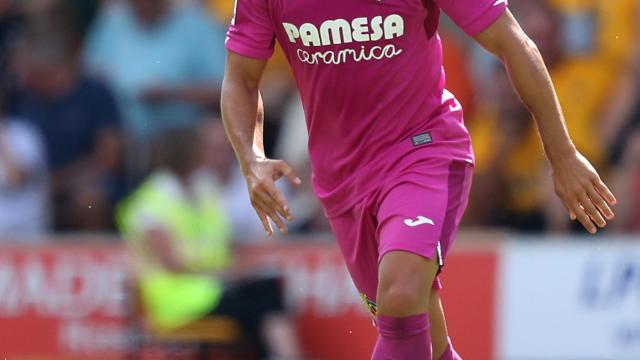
[377,281,427,316]
[377,251,437,316]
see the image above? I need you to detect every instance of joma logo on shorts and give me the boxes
[404,216,435,227]
[282,14,405,47]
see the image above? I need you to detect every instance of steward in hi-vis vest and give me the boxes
[118,169,231,330]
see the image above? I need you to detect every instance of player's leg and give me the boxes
[327,196,382,314]
[372,159,473,360]
[377,251,439,316]
[429,289,462,360]
[429,288,449,358]
[373,250,439,359]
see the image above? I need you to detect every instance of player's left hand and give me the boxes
[551,151,617,234]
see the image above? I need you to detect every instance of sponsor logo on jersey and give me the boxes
[282,15,405,65]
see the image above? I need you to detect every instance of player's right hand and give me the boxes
[244,158,302,236]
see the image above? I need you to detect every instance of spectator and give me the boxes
[0,0,24,113]
[603,46,640,232]
[466,0,562,231]
[85,0,227,180]
[11,27,124,231]
[611,130,640,232]
[117,127,302,359]
[0,90,48,238]
[466,65,547,231]
[63,0,101,41]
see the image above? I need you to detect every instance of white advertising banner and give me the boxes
[498,239,640,360]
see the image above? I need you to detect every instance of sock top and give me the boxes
[376,313,430,338]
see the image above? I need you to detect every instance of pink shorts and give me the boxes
[327,158,473,309]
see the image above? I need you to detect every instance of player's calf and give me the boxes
[430,290,463,360]
[429,290,449,358]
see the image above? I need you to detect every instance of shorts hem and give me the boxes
[377,245,439,265]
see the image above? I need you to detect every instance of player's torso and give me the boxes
[260,0,458,208]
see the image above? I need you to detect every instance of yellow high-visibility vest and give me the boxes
[117,171,232,330]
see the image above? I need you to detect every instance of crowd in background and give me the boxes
[0,0,639,241]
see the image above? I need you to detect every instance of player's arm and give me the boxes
[473,10,617,233]
[221,52,301,236]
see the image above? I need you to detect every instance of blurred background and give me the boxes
[0,0,638,359]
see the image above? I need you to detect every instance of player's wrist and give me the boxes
[545,141,578,168]
[240,153,267,177]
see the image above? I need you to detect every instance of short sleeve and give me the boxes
[225,0,276,60]
[434,0,508,36]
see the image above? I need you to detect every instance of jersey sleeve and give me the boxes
[433,0,508,36]
[225,0,276,60]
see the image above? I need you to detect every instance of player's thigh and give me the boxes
[327,202,380,304]
[375,159,473,316]
[377,159,473,266]
[377,250,439,316]
[429,289,450,359]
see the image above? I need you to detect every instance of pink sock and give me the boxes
[371,313,431,360]
[438,338,462,360]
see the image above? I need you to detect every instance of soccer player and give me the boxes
[221,1,617,359]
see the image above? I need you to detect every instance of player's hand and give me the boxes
[551,151,617,234]
[244,158,302,236]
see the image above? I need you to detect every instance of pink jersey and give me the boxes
[226,0,507,216]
